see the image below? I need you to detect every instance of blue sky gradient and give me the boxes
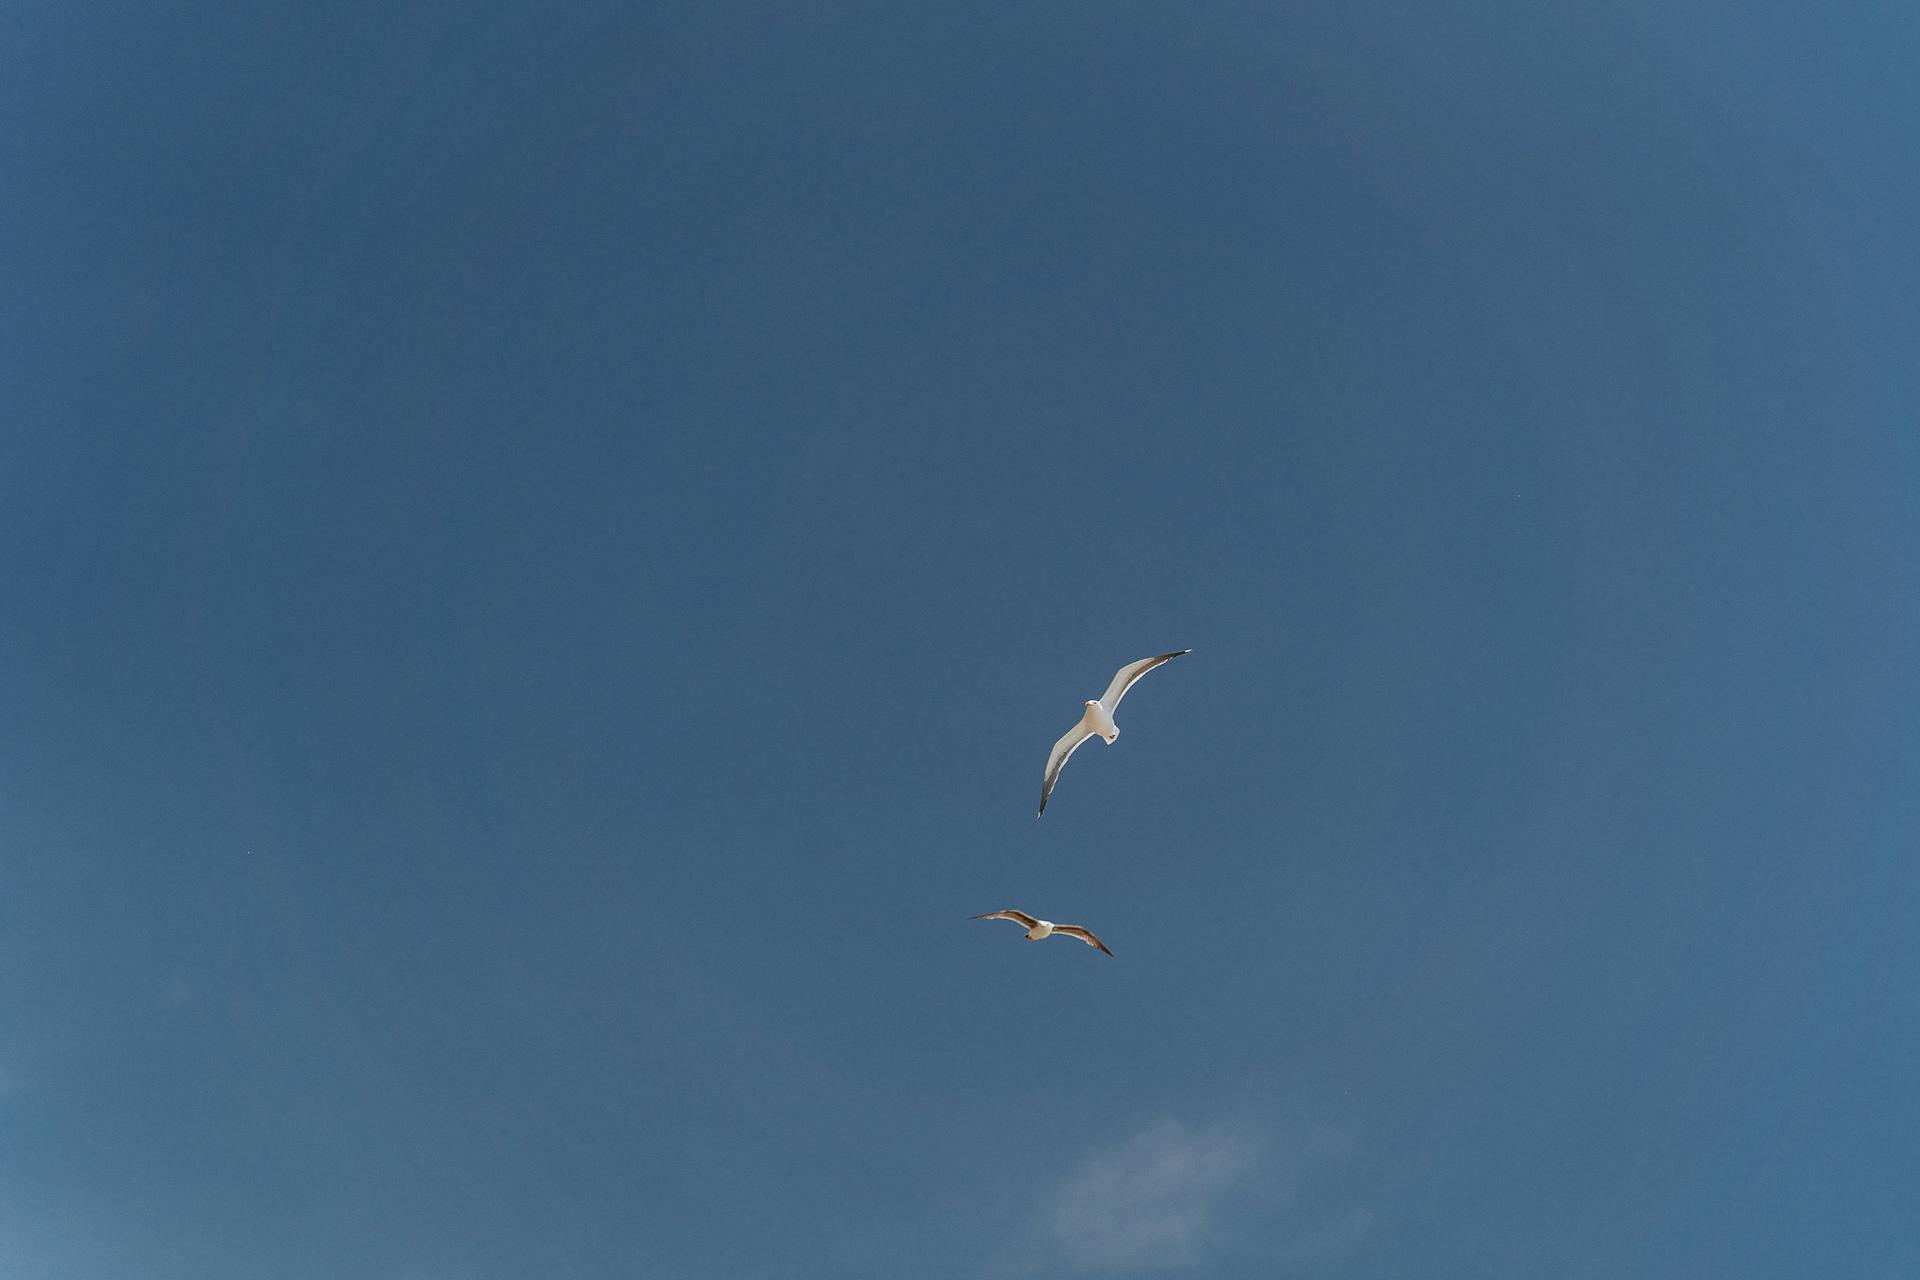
[4,4,1917,1277]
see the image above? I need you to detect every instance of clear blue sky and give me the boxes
[4,4,1917,1277]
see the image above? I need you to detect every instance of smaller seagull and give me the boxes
[1038,649,1192,817]
[971,909,1114,956]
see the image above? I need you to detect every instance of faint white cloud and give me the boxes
[1013,1111,1373,1277]
[1040,1117,1262,1273]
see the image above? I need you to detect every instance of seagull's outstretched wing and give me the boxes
[972,909,1041,930]
[1053,925,1114,956]
[1098,649,1192,712]
[1038,723,1097,818]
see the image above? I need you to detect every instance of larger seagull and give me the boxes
[971,909,1114,956]
[1037,649,1192,818]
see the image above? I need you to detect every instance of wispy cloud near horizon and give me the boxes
[1038,1117,1263,1273]
[1009,1110,1372,1277]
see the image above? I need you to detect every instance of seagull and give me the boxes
[1037,649,1191,817]
[971,909,1114,956]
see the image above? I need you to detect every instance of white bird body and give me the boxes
[1037,650,1191,817]
[972,909,1113,956]
[1082,700,1118,743]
